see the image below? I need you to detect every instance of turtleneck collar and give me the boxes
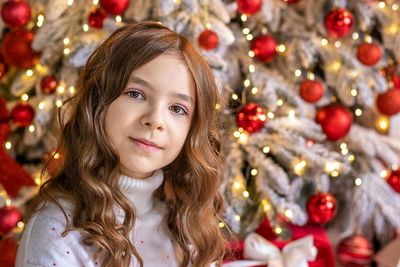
[118,169,164,216]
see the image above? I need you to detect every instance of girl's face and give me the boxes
[105,54,195,179]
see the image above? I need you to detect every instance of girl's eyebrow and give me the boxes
[129,76,194,106]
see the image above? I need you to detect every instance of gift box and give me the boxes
[224,218,335,267]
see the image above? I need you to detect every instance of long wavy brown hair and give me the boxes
[30,21,230,266]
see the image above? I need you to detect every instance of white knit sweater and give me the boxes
[16,169,186,267]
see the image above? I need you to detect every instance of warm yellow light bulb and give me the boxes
[355,177,362,186]
[26,69,33,77]
[21,94,29,101]
[251,87,258,94]
[251,169,258,176]
[355,109,362,116]
[28,125,35,132]
[215,103,220,110]
[83,24,89,32]
[243,191,249,198]
[243,28,250,35]
[321,38,328,46]
[235,215,241,221]
[241,14,247,21]
[5,141,12,150]
[352,32,359,40]
[277,44,286,53]
[218,222,225,228]
[249,64,255,73]
[248,51,255,57]
[294,69,302,77]
[267,112,274,119]
[232,94,238,100]
[263,146,270,153]
[115,15,122,23]
[244,79,251,87]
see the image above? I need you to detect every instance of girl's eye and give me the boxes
[126,90,144,99]
[169,105,188,115]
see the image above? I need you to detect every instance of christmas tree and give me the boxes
[1,0,400,266]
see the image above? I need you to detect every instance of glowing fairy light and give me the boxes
[380,170,388,178]
[284,209,293,220]
[215,104,220,109]
[334,41,342,47]
[307,72,315,80]
[251,169,258,176]
[37,14,44,27]
[262,199,271,212]
[115,15,122,23]
[57,86,65,94]
[63,48,70,55]
[274,226,282,234]
[241,14,247,21]
[378,1,385,8]
[67,0,73,5]
[263,146,270,154]
[248,51,255,57]
[235,215,241,221]
[21,94,29,101]
[320,38,328,46]
[352,32,359,40]
[218,222,225,228]
[377,116,389,131]
[294,69,302,77]
[288,110,295,120]
[294,160,307,175]
[393,4,399,11]
[355,177,362,186]
[267,112,274,119]
[63,38,70,45]
[277,44,286,53]
[246,34,253,41]
[83,24,89,32]
[243,28,250,35]
[365,35,372,43]
[276,99,283,106]
[251,87,258,94]
[93,0,99,5]
[69,86,76,94]
[233,131,240,138]
[348,154,355,162]
[28,125,35,133]
[249,64,255,72]
[243,191,249,198]
[26,69,33,77]
[232,94,238,100]
[244,79,251,87]
[351,88,358,96]
[56,100,63,107]
[355,109,362,117]
[5,141,12,150]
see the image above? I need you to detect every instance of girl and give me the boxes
[16,21,228,267]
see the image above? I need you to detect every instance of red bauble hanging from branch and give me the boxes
[324,8,353,38]
[1,29,39,68]
[0,206,22,235]
[251,34,277,63]
[315,104,353,141]
[0,237,17,267]
[386,170,400,193]
[236,0,263,15]
[99,0,129,15]
[237,103,267,133]
[198,30,219,50]
[11,102,34,127]
[306,192,337,224]
[376,89,400,116]
[40,75,58,94]
[88,8,106,29]
[299,79,325,103]
[337,235,374,267]
[1,0,31,28]
[357,42,382,66]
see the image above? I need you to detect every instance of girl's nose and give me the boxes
[140,106,165,131]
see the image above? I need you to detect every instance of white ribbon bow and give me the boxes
[223,233,317,267]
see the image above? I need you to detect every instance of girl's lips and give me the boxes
[129,137,161,152]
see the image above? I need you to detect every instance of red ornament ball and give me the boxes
[299,79,325,103]
[393,74,400,88]
[324,8,353,38]
[198,30,219,50]
[387,170,400,193]
[88,8,106,29]
[315,104,353,141]
[0,238,17,267]
[1,0,31,28]
[251,34,277,63]
[0,206,22,235]
[337,235,374,267]
[307,192,337,224]
[99,0,129,15]
[1,29,39,68]
[236,0,263,15]
[237,103,267,133]
[11,102,34,127]
[0,55,9,78]
[357,43,381,66]
[376,88,400,116]
[40,75,58,94]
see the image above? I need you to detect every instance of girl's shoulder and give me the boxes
[16,198,97,267]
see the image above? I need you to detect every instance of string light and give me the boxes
[351,88,358,96]
[115,15,122,23]
[63,48,70,55]
[21,94,29,101]
[38,102,45,109]
[232,93,238,100]
[243,28,250,35]
[348,154,355,162]
[233,131,240,138]
[262,199,271,212]
[251,169,258,176]
[378,1,385,8]
[244,79,251,87]
[330,61,341,71]
[393,3,399,11]
[63,37,70,45]
[321,38,328,46]
[246,34,253,41]
[5,141,12,150]
[294,160,307,175]
[69,86,75,94]
[17,221,24,229]
[352,32,359,40]
[365,35,372,43]
[56,100,63,107]
[284,209,293,220]
[234,215,241,221]
[241,14,247,21]
[334,41,342,47]
[249,64,255,72]
[331,171,339,177]
[324,161,341,175]
[393,164,398,171]
[277,44,286,53]
[93,0,99,4]
[355,108,362,116]
[380,170,388,178]
[238,132,249,144]
[276,99,283,106]
[26,69,33,77]
[248,51,255,57]
[267,112,274,119]
[215,103,220,109]
[294,69,302,77]
[28,125,35,133]
[307,72,315,80]
[274,226,282,234]
[263,146,270,153]
[355,177,362,186]
[218,222,225,228]
[37,14,44,27]
[376,116,389,132]
[83,24,89,32]
[67,0,74,5]
[251,87,258,94]
[243,191,249,198]
[34,173,41,185]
